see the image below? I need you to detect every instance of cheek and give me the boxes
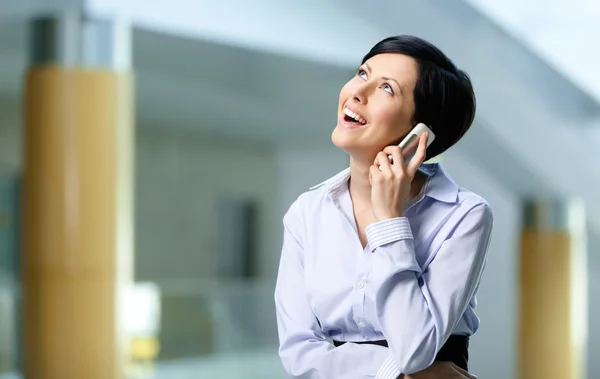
[373,104,403,129]
[338,82,353,104]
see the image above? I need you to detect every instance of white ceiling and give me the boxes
[466,0,600,100]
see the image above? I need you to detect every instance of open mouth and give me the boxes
[343,107,367,126]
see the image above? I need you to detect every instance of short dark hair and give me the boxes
[362,35,476,159]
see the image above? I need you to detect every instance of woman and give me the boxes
[274,35,493,379]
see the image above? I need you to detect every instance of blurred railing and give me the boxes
[153,277,280,358]
[0,280,16,375]
[0,277,285,379]
[152,277,284,378]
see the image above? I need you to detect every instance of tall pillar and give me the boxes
[22,13,134,379]
[518,199,587,379]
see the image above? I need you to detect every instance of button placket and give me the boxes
[352,249,371,334]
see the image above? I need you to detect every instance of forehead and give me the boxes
[364,53,418,88]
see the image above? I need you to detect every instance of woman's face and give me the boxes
[331,53,418,161]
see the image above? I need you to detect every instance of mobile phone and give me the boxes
[379,123,435,169]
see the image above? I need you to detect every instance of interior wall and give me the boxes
[0,98,20,373]
[0,98,21,172]
[135,128,279,280]
[0,97,282,281]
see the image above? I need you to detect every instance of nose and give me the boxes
[351,82,369,104]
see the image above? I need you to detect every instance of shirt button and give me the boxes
[358,321,366,328]
[356,281,364,289]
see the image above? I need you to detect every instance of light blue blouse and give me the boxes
[274,163,494,378]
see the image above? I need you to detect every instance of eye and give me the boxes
[357,69,368,80]
[382,83,394,94]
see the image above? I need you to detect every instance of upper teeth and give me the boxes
[344,108,366,124]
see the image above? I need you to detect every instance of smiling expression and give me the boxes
[331,53,419,161]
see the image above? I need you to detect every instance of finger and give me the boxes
[369,165,383,185]
[375,151,393,173]
[381,146,406,172]
[382,145,401,155]
[381,145,403,161]
[390,147,404,173]
[369,165,378,185]
[405,132,428,177]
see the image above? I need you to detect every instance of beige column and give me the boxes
[518,199,587,379]
[22,14,134,379]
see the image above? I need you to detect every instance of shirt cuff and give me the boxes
[365,217,413,250]
[376,355,401,379]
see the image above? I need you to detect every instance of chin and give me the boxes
[333,124,391,162]
[331,125,366,157]
[331,125,353,149]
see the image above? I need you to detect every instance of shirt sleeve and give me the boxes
[274,208,396,379]
[367,201,493,378]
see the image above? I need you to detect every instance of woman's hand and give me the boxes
[400,362,478,379]
[369,132,428,221]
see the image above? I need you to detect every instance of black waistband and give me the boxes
[332,334,469,371]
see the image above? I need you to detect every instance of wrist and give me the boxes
[375,211,403,222]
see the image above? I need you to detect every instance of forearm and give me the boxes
[365,206,491,377]
[276,213,401,378]
[279,337,394,379]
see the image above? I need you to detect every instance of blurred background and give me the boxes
[0,0,599,378]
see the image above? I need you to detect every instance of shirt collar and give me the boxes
[309,167,351,198]
[419,163,459,203]
[309,163,459,204]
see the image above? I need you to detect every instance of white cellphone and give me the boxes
[379,123,435,170]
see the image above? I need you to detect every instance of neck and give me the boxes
[348,156,426,206]
[349,157,371,204]
[348,157,373,205]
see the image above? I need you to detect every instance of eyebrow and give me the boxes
[364,62,404,94]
